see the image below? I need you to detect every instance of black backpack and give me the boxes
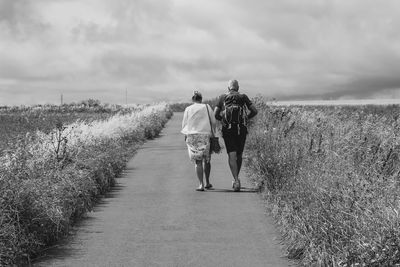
[223,92,247,127]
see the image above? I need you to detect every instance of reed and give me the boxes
[245,98,400,266]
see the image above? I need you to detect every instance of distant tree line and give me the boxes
[0,99,128,113]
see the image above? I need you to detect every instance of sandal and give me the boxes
[232,180,241,192]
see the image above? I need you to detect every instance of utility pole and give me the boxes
[61,93,63,105]
[125,89,128,105]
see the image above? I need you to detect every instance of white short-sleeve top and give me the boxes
[181,103,216,135]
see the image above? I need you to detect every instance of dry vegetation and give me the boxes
[245,98,400,266]
[0,99,138,152]
[0,102,172,265]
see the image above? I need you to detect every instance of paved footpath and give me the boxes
[33,113,290,267]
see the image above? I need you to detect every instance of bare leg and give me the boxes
[237,152,243,175]
[195,160,204,190]
[204,160,211,187]
[228,152,239,182]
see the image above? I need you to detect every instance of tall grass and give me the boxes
[245,98,400,266]
[0,101,137,152]
[0,104,172,266]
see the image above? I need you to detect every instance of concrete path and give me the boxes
[33,113,290,267]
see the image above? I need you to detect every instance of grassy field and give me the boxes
[4,97,400,265]
[273,98,400,106]
[0,101,138,152]
[245,97,400,266]
[0,102,172,265]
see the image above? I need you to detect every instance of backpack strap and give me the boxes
[223,92,235,129]
[222,94,227,127]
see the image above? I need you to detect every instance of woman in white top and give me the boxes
[181,91,217,191]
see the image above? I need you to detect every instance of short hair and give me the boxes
[228,79,239,91]
[192,90,202,102]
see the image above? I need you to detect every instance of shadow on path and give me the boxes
[34,183,128,264]
[204,187,258,193]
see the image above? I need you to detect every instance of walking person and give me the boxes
[214,79,258,191]
[181,91,217,191]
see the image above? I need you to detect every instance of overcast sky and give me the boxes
[1,0,400,105]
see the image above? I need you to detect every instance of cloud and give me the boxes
[0,0,50,40]
[94,50,170,85]
[2,0,400,105]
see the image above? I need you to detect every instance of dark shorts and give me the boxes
[222,125,247,154]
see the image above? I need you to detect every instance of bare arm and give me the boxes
[205,104,217,134]
[182,109,188,141]
[247,104,258,119]
[214,106,222,121]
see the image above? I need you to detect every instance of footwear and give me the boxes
[196,188,205,191]
[205,184,213,189]
[232,180,241,192]
[232,179,241,188]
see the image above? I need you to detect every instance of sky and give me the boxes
[1,0,400,105]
